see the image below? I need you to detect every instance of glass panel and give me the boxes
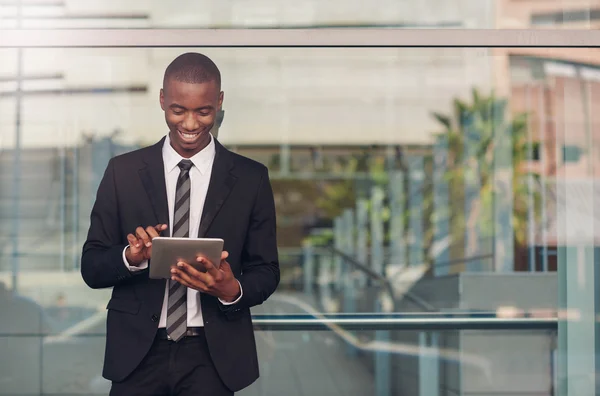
[0,46,594,395]
[42,336,106,394]
[0,49,18,153]
[2,327,559,395]
[1,1,600,29]
[0,337,42,395]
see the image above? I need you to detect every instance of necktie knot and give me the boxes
[178,159,193,172]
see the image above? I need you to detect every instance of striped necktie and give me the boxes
[166,159,193,341]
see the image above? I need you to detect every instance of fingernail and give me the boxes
[136,244,139,248]
[146,242,151,247]
[177,262,184,267]
[171,269,176,273]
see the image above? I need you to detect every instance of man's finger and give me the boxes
[178,260,203,277]
[155,224,168,233]
[172,263,210,291]
[135,226,151,248]
[181,261,215,287]
[220,251,229,261]
[171,275,199,291]
[197,257,221,280]
[146,226,160,240]
[219,260,232,274]
[171,264,195,285]
[127,234,141,250]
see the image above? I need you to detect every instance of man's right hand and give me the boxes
[125,224,167,266]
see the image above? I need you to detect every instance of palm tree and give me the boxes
[428,89,541,270]
[305,89,540,273]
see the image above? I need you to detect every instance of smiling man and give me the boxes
[81,52,280,396]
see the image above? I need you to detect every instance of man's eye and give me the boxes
[172,110,184,115]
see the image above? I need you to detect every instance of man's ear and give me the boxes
[160,88,165,111]
[218,91,224,110]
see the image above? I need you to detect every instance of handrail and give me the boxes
[326,245,406,310]
[4,313,557,337]
[251,313,558,331]
[428,253,494,270]
[328,246,390,285]
[327,246,496,313]
[327,245,437,312]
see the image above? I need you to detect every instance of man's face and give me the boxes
[160,78,223,158]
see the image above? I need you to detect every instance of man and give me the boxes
[81,52,280,395]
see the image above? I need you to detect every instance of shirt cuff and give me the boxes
[122,246,148,272]
[219,280,243,305]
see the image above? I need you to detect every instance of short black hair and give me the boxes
[163,52,221,90]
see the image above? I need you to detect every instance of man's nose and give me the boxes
[182,113,199,131]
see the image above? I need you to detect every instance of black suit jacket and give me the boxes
[81,136,280,392]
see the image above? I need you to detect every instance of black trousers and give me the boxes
[109,329,233,396]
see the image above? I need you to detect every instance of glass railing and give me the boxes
[0,240,557,395]
[0,303,557,395]
[0,42,595,396]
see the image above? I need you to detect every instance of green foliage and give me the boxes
[430,88,541,261]
[305,229,334,246]
[315,151,388,219]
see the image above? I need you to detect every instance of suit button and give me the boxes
[151,314,159,322]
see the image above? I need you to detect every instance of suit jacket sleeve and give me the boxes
[221,166,280,313]
[81,158,138,289]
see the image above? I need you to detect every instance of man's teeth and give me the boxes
[180,131,196,139]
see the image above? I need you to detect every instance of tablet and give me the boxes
[149,237,224,280]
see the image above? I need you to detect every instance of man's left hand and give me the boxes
[170,251,241,302]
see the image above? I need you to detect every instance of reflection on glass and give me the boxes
[0,46,596,394]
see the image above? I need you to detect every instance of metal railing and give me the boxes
[250,312,557,331]
[322,244,496,313]
[0,312,558,338]
[326,245,436,312]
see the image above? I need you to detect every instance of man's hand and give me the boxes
[170,251,241,302]
[125,224,167,266]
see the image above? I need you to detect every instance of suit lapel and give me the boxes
[198,139,237,237]
[136,137,169,309]
[138,137,171,237]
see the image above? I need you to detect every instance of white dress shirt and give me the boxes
[122,133,242,328]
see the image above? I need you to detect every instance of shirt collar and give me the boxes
[163,133,215,175]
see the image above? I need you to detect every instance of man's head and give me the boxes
[160,52,224,158]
